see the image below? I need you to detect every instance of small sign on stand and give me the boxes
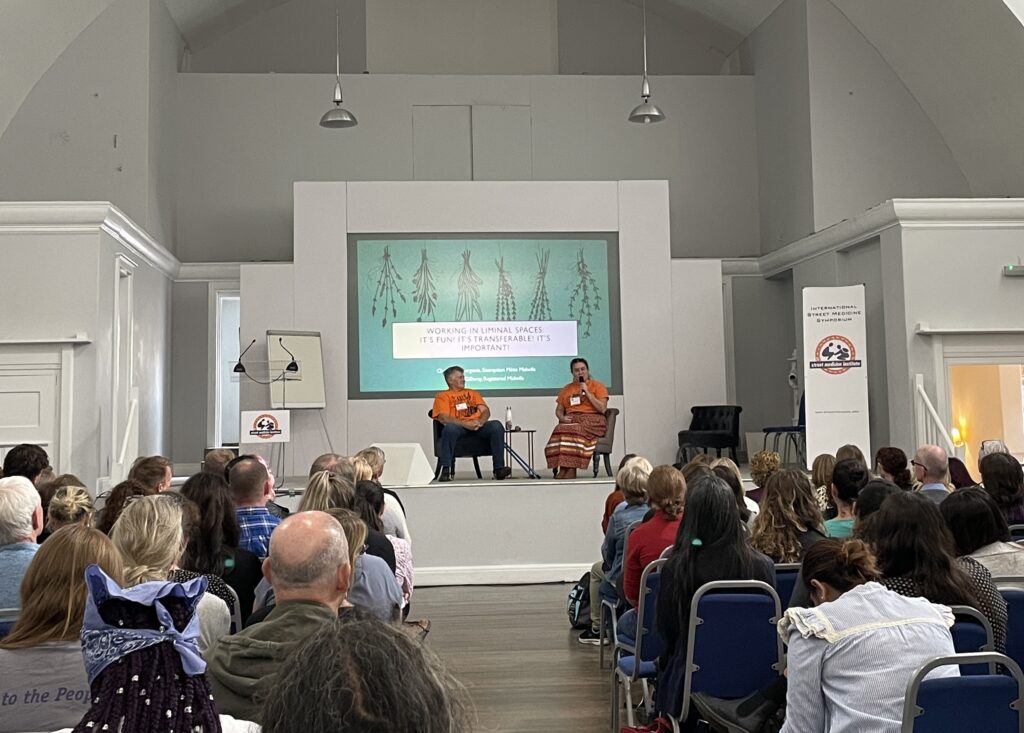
[241,410,291,443]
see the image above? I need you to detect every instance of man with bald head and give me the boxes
[205,511,351,722]
[913,444,951,504]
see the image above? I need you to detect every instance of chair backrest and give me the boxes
[681,580,782,717]
[594,408,619,453]
[773,563,801,613]
[688,405,742,433]
[999,586,1024,672]
[797,392,806,427]
[629,558,667,676]
[0,607,19,640]
[225,584,243,634]
[1009,526,1024,541]
[902,652,1024,733]
[949,605,996,675]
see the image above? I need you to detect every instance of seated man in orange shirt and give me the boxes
[432,365,512,482]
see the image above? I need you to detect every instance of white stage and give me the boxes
[273,475,612,587]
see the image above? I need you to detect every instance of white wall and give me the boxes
[174,72,760,262]
[366,0,558,75]
[739,0,814,253]
[671,259,728,427]
[147,0,183,250]
[171,281,210,463]
[805,0,969,229]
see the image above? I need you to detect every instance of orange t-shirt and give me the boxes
[432,389,488,421]
[556,379,609,415]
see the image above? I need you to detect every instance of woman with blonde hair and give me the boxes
[750,469,827,563]
[747,450,781,503]
[352,455,374,483]
[711,457,759,525]
[326,508,402,621]
[46,486,94,531]
[109,495,230,652]
[354,447,410,542]
[299,469,355,512]
[0,525,124,733]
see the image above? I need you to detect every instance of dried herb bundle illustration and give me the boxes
[371,245,406,327]
[568,248,601,337]
[495,256,516,320]
[455,248,483,321]
[528,248,552,321]
[412,248,437,322]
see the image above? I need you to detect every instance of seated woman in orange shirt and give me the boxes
[544,358,609,479]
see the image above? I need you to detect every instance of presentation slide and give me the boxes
[348,234,622,398]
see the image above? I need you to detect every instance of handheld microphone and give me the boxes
[233,339,257,374]
[278,338,299,373]
[578,374,586,393]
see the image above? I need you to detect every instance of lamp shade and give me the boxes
[320,106,358,128]
[628,101,665,124]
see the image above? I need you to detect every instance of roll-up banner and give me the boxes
[802,285,870,469]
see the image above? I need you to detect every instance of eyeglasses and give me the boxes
[910,460,924,468]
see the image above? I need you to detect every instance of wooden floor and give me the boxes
[414,583,614,732]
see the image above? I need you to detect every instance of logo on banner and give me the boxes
[809,335,863,375]
[248,413,282,439]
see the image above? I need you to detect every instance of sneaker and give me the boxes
[577,627,606,645]
[438,467,453,482]
[493,466,512,480]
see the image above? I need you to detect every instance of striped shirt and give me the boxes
[235,507,281,558]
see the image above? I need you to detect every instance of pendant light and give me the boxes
[628,0,665,124]
[319,7,357,128]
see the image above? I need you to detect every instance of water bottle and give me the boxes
[505,406,513,431]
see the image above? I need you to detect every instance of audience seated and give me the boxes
[579,459,651,644]
[228,455,281,558]
[258,613,470,733]
[711,464,753,528]
[109,495,230,652]
[941,486,1024,581]
[310,452,356,483]
[0,526,124,733]
[979,439,1012,460]
[46,486,94,532]
[59,565,256,733]
[711,458,759,526]
[652,474,775,722]
[299,470,396,572]
[947,456,977,489]
[0,476,43,608]
[94,478,152,534]
[746,450,780,504]
[835,443,870,473]
[206,511,352,723]
[127,454,173,493]
[356,480,413,607]
[355,446,411,542]
[810,453,836,516]
[693,539,958,733]
[873,446,914,491]
[601,454,640,533]
[979,452,1024,524]
[913,444,952,504]
[180,471,263,621]
[1,444,51,486]
[329,508,403,621]
[172,491,245,617]
[861,490,1007,653]
[824,459,869,538]
[750,470,826,562]
[203,447,237,476]
[617,465,685,642]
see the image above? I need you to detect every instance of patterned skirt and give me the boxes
[544,413,608,470]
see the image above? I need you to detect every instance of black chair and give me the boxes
[592,408,620,477]
[762,393,805,466]
[428,410,485,480]
[677,405,742,463]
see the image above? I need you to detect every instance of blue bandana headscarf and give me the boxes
[80,564,208,684]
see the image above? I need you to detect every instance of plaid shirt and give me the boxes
[236,506,281,558]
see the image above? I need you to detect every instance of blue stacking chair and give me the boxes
[671,580,783,731]
[610,558,666,732]
[998,585,1024,673]
[901,652,1024,732]
[1009,526,1024,542]
[0,607,18,639]
[599,521,641,670]
[773,562,800,612]
[949,605,996,675]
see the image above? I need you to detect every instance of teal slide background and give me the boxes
[348,234,620,397]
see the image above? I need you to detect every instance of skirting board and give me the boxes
[414,563,590,587]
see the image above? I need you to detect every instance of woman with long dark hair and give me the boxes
[873,446,913,490]
[941,486,1024,581]
[653,474,775,723]
[180,471,263,621]
[980,452,1024,524]
[861,489,1007,652]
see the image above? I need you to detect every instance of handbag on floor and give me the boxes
[566,571,591,629]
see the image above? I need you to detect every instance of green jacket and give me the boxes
[206,600,337,722]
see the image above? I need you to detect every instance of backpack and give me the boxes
[566,571,591,629]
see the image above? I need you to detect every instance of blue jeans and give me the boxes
[439,420,506,471]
